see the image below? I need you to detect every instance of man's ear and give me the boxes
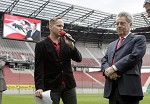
[49,25,52,30]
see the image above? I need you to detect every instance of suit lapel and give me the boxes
[108,39,118,62]
[59,37,66,59]
[112,39,119,55]
[44,37,58,58]
[117,33,134,50]
[31,30,37,38]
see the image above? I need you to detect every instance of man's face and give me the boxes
[50,19,64,36]
[145,3,150,17]
[116,16,131,37]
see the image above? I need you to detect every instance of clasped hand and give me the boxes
[104,67,120,80]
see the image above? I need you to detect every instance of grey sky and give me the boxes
[58,0,146,14]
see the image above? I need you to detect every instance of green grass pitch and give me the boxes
[2,94,150,104]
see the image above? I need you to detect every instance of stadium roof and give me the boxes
[0,0,150,30]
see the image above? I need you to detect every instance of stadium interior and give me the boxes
[0,0,150,94]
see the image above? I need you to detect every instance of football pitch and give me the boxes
[2,94,150,104]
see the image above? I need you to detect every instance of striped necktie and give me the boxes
[112,37,124,64]
[116,37,124,49]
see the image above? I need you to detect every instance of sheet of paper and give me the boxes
[34,90,53,104]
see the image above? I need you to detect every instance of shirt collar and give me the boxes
[48,36,60,45]
[120,32,131,39]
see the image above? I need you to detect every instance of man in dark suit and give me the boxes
[143,0,150,17]
[34,16,82,104]
[24,22,41,42]
[0,58,7,104]
[101,11,146,104]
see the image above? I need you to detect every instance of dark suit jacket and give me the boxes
[24,30,41,42]
[101,33,146,98]
[34,37,82,91]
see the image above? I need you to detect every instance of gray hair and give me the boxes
[116,11,134,24]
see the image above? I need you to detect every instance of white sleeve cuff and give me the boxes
[112,65,118,71]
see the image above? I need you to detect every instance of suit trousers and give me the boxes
[109,81,140,104]
[50,84,77,104]
[0,92,2,104]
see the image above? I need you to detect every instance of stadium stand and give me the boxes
[4,66,34,85]
[73,71,103,88]
[86,72,105,84]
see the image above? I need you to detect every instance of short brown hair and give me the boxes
[143,0,150,7]
[49,16,61,26]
